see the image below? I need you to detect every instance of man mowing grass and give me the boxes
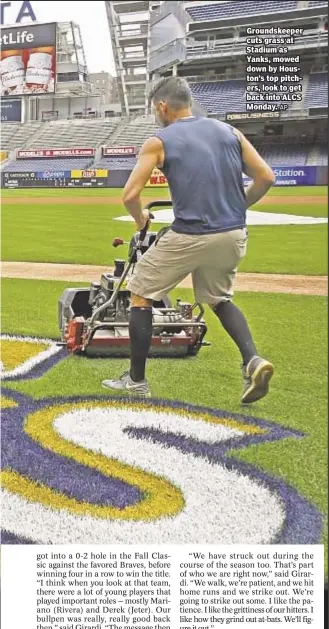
[102,77,275,403]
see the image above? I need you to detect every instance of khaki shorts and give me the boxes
[127,227,248,307]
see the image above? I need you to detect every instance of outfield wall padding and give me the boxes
[316,166,328,186]
[2,166,328,188]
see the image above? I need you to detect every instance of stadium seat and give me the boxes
[2,157,92,173]
[306,143,328,165]
[93,156,137,170]
[187,1,297,21]
[112,120,160,148]
[307,1,328,6]
[27,119,121,149]
[190,80,246,114]
[304,73,328,108]
[0,122,42,152]
[257,145,310,166]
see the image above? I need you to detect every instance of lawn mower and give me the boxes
[58,201,210,358]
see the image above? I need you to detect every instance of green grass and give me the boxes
[0,187,171,199]
[1,184,327,199]
[239,224,327,275]
[1,187,328,274]
[1,277,328,562]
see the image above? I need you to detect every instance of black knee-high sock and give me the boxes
[129,307,153,382]
[214,301,257,366]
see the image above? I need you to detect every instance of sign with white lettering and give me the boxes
[103,146,137,156]
[0,23,56,97]
[17,148,95,158]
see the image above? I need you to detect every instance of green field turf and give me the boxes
[1,277,328,562]
[1,186,328,275]
[1,184,327,199]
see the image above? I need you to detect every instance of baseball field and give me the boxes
[1,186,328,561]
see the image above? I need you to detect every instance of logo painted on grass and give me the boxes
[0,335,66,380]
[1,389,323,546]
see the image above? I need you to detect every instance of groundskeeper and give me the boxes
[102,77,276,402]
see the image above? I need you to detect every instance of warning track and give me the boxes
[2,262,327,296]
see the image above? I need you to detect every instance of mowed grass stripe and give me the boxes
[1,187,328,274]
[1,185,327,198]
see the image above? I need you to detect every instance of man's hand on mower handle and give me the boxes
[135,209,151,232]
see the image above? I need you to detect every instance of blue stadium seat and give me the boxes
[190,80,247,114]
[257,145,309,166]
[304,73,328,108]
[187,1,298,21]
[2,157,91,173]
[307,1,328,7]
[312,144,328,165]
[93,157,138,170]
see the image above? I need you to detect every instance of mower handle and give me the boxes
[144,200,172,210]
[138,200,172,241]
[112,210,155,248]
[139,212,154,242]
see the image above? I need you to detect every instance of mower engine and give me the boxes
[58,201,209,358]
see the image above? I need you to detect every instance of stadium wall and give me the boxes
[2,165,328,189]
[2,145,327,188]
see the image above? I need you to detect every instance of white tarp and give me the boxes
[115,209,328,226]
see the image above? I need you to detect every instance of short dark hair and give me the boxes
[148,77,192,110]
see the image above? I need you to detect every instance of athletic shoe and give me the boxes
[241,356,274,404]
[101,371,151,397]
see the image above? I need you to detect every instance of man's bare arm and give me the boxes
[235,129,276,207]
[122,136,163,229]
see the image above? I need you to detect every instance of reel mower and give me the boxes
[58,201,210,358]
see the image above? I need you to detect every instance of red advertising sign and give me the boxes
[17,148,95,159]
[103,146,136,156]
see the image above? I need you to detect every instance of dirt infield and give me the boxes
[2,262,327,295]
[2,195,326,206]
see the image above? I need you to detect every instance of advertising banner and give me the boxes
[71,169,108,178]
[3,166,325,189]
[226,111,281,122]
[103,146,137,156]
[1,150,8,162]
[2,171,107,188]
[1,98,22,122]
[17,148,95,159]
[36,171,71,180]
[243,166,318,187]
[3,171,36,180]
[145,167,168,187]
[1,22,57,97]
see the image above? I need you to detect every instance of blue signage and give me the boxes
[36,171,71,180]
[0,98,22,122]
[1,1,36,25]
[243,166,318,187]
